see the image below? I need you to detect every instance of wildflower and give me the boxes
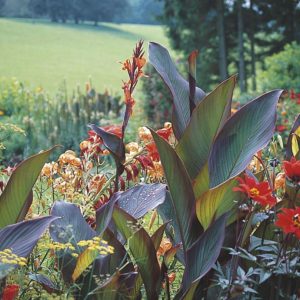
[157,238,172,258]
[138,126,152,142]
[41,162,58,177]
[148,161,164,180]
[233,175,277,208]
[283,157,300,184]
[275,172,285,190]
[275,207,300,239]
[89,174,107,194]
[125,142,140,154]
[2,284,19,300]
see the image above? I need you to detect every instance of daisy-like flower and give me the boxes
[233,175,276,208]
[283,157,300,184]
[275,207,300,239]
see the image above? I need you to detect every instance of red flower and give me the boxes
[290,89,296,99]
[2,284,19,300]
[275,207,300,239]
[233,175,276,208]
[276,125,287,132]
[283,157,300,183]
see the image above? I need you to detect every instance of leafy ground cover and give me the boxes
[0,39,300,300]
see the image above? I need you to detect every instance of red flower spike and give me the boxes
[119,176,126,191]
[131,164,139,178]
[3,284,19,300]
[233,175,276,208]
[125,166,133,181]
[275,207,300,239]
[283,157,300,183]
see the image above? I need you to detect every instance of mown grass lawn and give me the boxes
[0,18,170,93]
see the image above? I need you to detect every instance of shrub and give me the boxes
[257,42,300,91]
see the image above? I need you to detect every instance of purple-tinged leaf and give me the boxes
[28,273,60,294]
[182,213,227,294]
[112,206,162,299]
[150,129,202,255]
[88,124,125,163]
[176,76,236,179]
[117,183,167,219]
[50,201,96,283]
[0,216,58,279]
[149,42,206,139]
[95,192,121,234]
[0,146,58,228]
[209,90,283,188]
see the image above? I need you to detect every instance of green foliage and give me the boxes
[0,78,122,160]
[258,42,300,91]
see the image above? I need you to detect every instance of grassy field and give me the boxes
[0,18,171,93]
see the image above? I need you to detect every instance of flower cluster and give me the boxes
[77,236,114,255]
[0,249,27,266]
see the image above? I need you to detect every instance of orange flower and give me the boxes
[157,238,172,258]
[2,284,19,300]
[233,175,276,208]
[89,174,107,194]
[283,157,300,183]
[275,172,285,190]
[275,207,300,239]
[134,57,146,69]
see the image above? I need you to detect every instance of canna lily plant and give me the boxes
[46,42,289,299]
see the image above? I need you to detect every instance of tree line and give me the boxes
[0,0,163,25]
[161,0,300,92]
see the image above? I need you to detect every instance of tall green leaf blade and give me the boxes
[182,213,227,293]
[149,42,206,138]
[209,90,283,188]
[0,146,57,228]
[150,129,202,254]
[112,206,161,300]
[176,76,236,179]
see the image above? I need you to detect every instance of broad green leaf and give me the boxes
[150,129,202,254]
[176,76,236,179]
[149,42,205,139]
[193,163,209,199]
[0,216,58,279]
[182,214,227,293]
[196,178,240,229]
[209,90,283,188]
[113,206,161,300]
[0,146,57,228]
